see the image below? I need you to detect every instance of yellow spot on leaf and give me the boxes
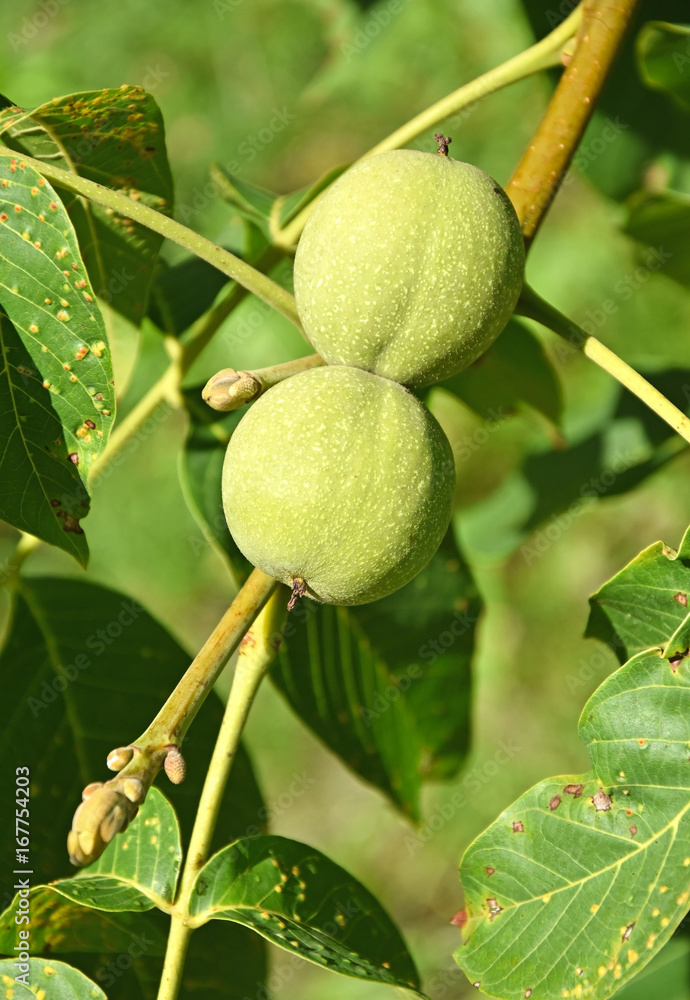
[590,904,599,914]
[627,950,638,965]
[661,917,670,928]
[597,967,607,978]
[542,894,551,904]
[653,908,660,917]
[646,934,656,948]
[659,886,668,894]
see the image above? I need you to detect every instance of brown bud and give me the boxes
[164,747,187,784]
[202,368,261,411]
[107,746,134,771]
[68,783,137,866]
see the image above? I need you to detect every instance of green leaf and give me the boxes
[0,87,174,324]
[0,890,267,1000]
[147,256,230,337]
[272,531,478,817]
[0,314,89,563]
[586,526,690,663]
[0,887,168,955]
[455,646,690,1000]
[189,834,423,995]
[637,21,690,111]
[211,164,276,236]
[53,788,181,912]
[0,576,265,886]
[0,153,115,478]
[0,957,106,998]
[440,320,562,425]
[625,189,690,290]
[179,387,253,584]
[277,162,350,227]
[615,933,690,1000]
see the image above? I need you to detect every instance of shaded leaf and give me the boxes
[440,320,562,425]
[637,21,690,111]
[0,314,89,563]
[625,189,690,290]
[0,888,267,1000]
[0,887,168,954]
[272,531,478,817]
[456,647,690,1000]
[0,87,174,323]
[0,577,264,886]
[179,386,253,584]
[147,256,230,337]
[0,957,106,998]
[586,526,690,663]
[0,152,115,476]
[189,834,423,995]
[211,164,275,237]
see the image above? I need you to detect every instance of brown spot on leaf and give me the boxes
[669,650,687,672]
[630,825,637,838]
[549,795,561,811]
[57,511,83,534]
[512,821,524,833]
[85,419,96,429]
[50,498,61,508]
[487,898,503,921]
[68,452,79,465]
[674,592,687,606]
[622,922,635,941]
[564,783,584,798]
[592,790,612,812]
[485,866,495,876]
[450,909,467,927]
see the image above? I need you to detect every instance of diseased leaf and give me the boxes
[189,834,423,995]
[0,87,174,323]
[0,314,89,563]
[0,152,115,477]
[272,531,478,817]
[586,526,690,663]
[0,577,264,886]
[456,647,690,1000]
[0,887,267,1000]
[0,957,107,998]
[0,888,168,954]
[637,21,690,110]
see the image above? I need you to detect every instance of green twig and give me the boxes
[67,568,278,867]
[0,147,302,330]
[157,588,288,1000]
[517,285,690,445]
[274,4,583,249]
[202,353,324,411]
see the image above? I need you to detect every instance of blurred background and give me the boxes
[1,0,689,997]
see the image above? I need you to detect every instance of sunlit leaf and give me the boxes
[189,834,423,994]
[456,646,690,999]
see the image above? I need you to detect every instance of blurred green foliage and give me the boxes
[1,1,689,997]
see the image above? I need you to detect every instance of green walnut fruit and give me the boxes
[222,365,454,606]
[293,149,525,388]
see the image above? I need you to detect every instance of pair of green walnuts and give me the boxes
[222,146,525,606]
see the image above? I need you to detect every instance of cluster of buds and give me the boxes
[67,743,187,866]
